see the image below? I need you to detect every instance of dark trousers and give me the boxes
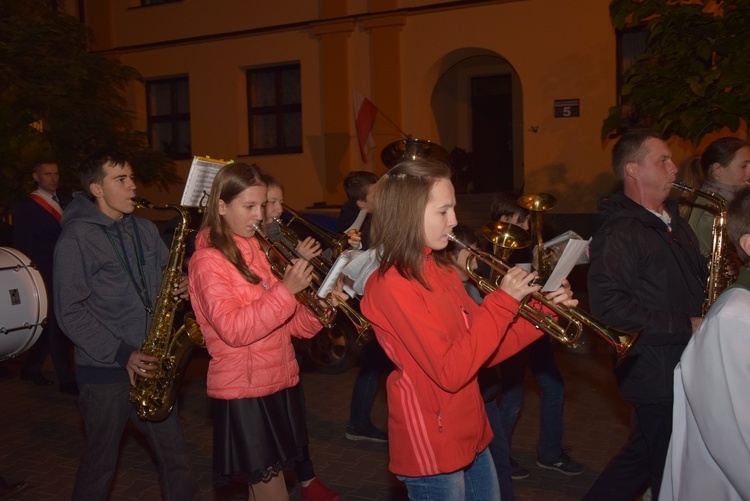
[294,370,315,483]
[22,312,76,384]
[582,402,673,501]
[348,339,393,428]
[485,396,515,501]
[73,382,199,501]
[498,336,565,462]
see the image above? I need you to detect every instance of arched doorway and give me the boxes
[431,53,522,194]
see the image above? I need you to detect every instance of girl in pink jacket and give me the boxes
[361,160,578,500]
[189,162,325,501]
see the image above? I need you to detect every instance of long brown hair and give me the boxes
[201,162,266,283]
[679,137,750,218]
[371,159,453,289]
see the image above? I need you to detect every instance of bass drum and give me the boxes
[0,247,48,361]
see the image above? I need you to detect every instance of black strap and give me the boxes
[104,217,153,314]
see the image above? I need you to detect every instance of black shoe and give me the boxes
[345,424,388,443]
[536,452,584,475]
[21,372,53,386]
[60,381,80,395]
[510,457,530,480]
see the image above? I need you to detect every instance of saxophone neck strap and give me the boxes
[104,218,153,314]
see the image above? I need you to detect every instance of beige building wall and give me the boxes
[83,0,622,213]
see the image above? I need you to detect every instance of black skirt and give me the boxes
[213,385,308,485]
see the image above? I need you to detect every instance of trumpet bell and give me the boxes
[380,138,450,169]
[482,222,532,251]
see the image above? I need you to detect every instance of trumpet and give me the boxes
[448,229,640,362]
[253,224,373,344]
[281,204,350,261]
[270,206,374,344]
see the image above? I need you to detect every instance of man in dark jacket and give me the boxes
[583,131,707,500]
[13,159,77,394]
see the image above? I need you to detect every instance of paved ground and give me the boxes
[0,332,632,501]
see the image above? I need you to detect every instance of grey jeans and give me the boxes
[73,382,200,501]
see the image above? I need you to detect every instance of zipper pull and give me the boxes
[459,306,470,329]
[436,411,442,432]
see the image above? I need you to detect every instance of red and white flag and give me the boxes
[352,88,378,162]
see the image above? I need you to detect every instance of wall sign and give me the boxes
[554,99,580,118]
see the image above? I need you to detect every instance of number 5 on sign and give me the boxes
[554,99,580,118]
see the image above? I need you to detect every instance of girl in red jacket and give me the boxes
[189,163,333,501]
[360,160,578,500]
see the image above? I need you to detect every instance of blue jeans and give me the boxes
[73,382,199,501]
[397,448,500,500]
[498,336,564,462]
[348,339,392,428]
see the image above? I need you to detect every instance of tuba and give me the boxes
[129,199,206,422]
[672,182,731,314]
[449,228,640,362]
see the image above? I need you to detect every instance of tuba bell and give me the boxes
[380,137,450,169]
[517,193,558,282]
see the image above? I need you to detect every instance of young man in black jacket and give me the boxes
[583,131,708,500]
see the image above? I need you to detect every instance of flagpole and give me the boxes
[375,110,409,138]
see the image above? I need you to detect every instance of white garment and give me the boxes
[660,288,750,500]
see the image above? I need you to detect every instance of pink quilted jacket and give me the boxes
[188,230,321,399]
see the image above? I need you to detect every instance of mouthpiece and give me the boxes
[446,233,466,247]
[133,198,153,209]
[671,182,693,192]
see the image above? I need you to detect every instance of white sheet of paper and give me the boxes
[344,209,368,233]
[541,238,591,292]
[317,251,353,298]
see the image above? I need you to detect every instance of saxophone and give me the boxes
[672,182,730,315]
[129,199,206,422]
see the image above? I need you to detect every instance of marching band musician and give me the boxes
[261,173,325,263]
[360,159,578,499]
[188,163,344,501]
[338,171,394,444]
[660,186,750,500]
[54,151,199,501]
[258,172,341,501]
[583,131,708,501]
[680,136,750,256]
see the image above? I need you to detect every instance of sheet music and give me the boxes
[317,251,356,299]
[344,209,368,233]
[541,238,591,292]
[544,230,589,265]
[180,156,230,207]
